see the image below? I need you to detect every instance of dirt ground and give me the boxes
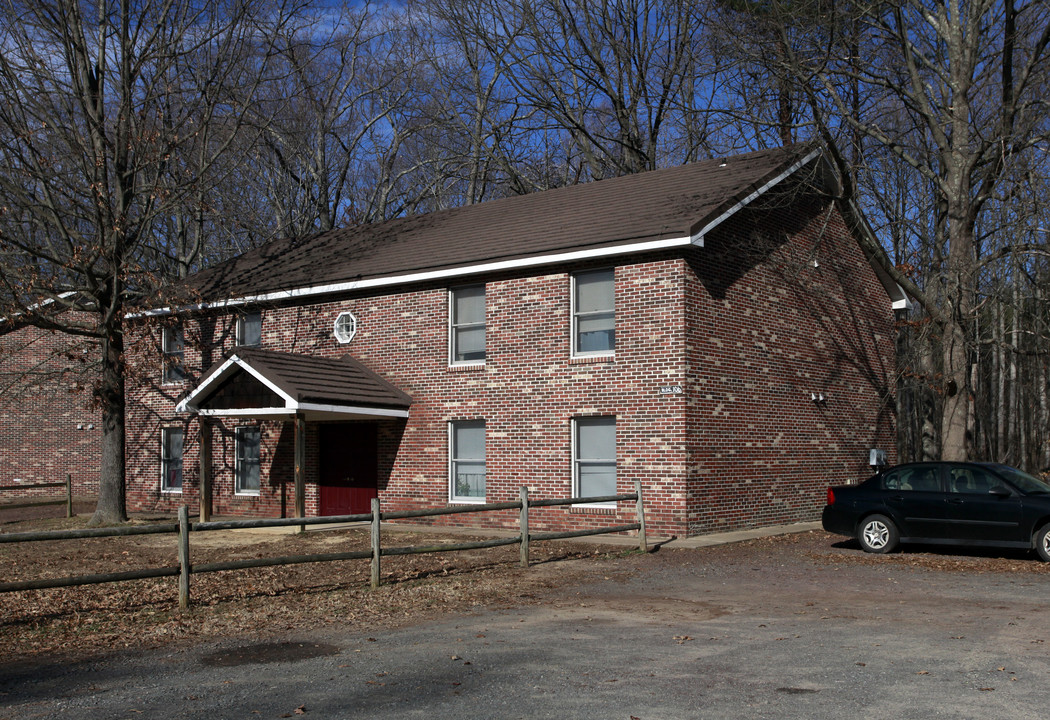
[0,507,628,662]
[3,503,1050,667]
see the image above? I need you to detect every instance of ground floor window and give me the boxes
[573,416,616,506]
[450,420,485,502]
[235,426,261,495]
[161,427,184,492]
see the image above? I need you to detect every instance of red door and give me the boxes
[319,423,378,516]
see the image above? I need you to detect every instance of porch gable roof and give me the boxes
[175,348,412,420]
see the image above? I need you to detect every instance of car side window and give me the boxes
[950,468,997,494]
[896,467,940,492]
[882,470,906,491]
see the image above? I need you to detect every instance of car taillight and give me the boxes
[826,488,836,505]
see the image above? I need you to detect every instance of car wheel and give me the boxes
[1035,524,1050,562]
[858,514,898,554]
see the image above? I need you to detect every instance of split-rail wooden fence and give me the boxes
[0,474,73,518]
[0,482,647,609]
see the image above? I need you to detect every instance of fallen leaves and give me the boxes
[0,519,612,662]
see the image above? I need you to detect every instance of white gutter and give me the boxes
[131,235,696,319]
[192,404,410,419]
[131,148,826,320]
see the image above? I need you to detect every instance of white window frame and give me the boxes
[235,426,261,496]
[449,285,486,366]
[571,269,615,358]
[160,427,184,493]
[572,416,617,507]
[162,325,186,383]
[236,311,262,347]
[449,419,486,503]
[333,311,358,344]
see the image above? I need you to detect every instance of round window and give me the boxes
[333,311,358,344]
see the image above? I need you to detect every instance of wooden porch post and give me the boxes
[198,419,212,523]
[294,414,306,526]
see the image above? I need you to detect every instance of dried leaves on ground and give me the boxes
[0,513,628,662]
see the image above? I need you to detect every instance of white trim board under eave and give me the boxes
[690,148,822,244]
[131,147,848,319]
[130,235,697,318]
[175,353,295,413]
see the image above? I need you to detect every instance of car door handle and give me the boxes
[947,498,965,504]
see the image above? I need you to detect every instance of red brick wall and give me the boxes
[683,196,897,533]
[125,196,896,537]
[0,323,101,499]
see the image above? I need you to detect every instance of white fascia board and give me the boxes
[845,198,914,312]
[236,359,298,406]
[131,235,695,318]
[176,353,297,412]
[175,355,241,412]
[193,403,409,419]
[195,407,294,417]
[690,148,822,245]
[297,402,410,418]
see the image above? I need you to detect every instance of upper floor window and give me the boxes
[235,426,261,495]
[236,311,261,347]
[450,285,486,364]
[450,419,486,502]
[334,311,358,344]
[572,269,615,356]
[160,427,184,493]
[162,325,186,383]
[573,416,616,506]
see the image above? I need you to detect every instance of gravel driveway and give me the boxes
[4,531,1050,720]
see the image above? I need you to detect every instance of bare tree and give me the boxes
[742,0,1050,461]
[0,0,302,524]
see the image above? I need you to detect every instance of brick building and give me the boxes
[125,145,906,537]
[0,320,101,499]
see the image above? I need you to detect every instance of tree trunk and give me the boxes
[89,329,127,525]
[940,320,969,461]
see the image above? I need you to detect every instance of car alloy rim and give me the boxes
[864,521,889,549]
[1043,533,1050,556]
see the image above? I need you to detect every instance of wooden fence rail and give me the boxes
[0,481,647,610]
[0,474,73,518]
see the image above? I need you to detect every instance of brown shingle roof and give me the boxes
[186,348,412,412]
[187,144,819,303]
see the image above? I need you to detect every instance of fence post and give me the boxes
[634,480,647,553]
[178,505,191,610]
[519,487,530,568]
[65,473,73,519]
[370,497,381,589]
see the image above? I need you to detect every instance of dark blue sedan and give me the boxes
[822,462,1050,559]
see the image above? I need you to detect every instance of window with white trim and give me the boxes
[235,426,261,495]
[333,311,358,344]
[572,269,615,356]
[162,325,186,382]
[161,427,184,493]
[450,420,486,502]
[450,285,486,364]
[236,311,261,347]
[573,416,616,505]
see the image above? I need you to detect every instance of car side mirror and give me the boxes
[989,485,1012,498]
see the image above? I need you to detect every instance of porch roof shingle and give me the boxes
[183,348,412,414]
